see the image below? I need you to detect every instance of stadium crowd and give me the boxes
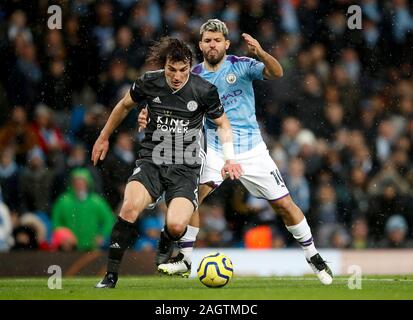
[0,0,413,252]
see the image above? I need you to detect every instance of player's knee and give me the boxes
[167,222,186,239]
[272,196,295,216]
[119,201,140,223]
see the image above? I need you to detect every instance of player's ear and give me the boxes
[225,39,230,50]
[198,40,203,51]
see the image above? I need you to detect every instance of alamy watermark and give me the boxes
[347,265,362,290]
[47,265,62,289]
[347,5,362,30]
[47,5,62,30]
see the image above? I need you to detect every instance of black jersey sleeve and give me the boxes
[129,74,147,103]
[204,84,224,119]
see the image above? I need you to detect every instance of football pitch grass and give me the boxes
[1,275,413,300]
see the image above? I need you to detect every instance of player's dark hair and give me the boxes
[146,37,193,68]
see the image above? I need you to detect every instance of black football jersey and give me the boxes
[130,70,224,167]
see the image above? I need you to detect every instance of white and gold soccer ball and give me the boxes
[197,252,233,288]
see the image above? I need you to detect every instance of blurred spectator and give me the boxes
[279,0,300,35]
[367,179,413,241]
[92,0,115,63]
[350,217,372,249]
[348,167,370,217]
[188,0,217,35]
[52,168,115,251]
[31,104,69,155]
[110,26,139,69]
[0,85,9,126]
[58,143,103,196]
[0,187,14,251]
[199,204,231,247]
[391,0,413,44]
[323,10,349,59]
[329,225,351,249]
[368,161,410,196]
[339,48,361,84]
[297,0,324,45]
[312,184,339,237]
[39,59,72,115]
[20,147,54,214]
[19,213,49,250]
[76,103,108,152]
[50,227,77,251]
[280,117,301,157]
[43,29,66,61]
[245,193,276,226]
[330,64,360,117]
[130,0,162,34]
[310,44,330,82]
[8,41,42,108]
[295,73,325,132]
[0,146,21,211]
[31,103,69,172]
[378,215,412,248]
[319,102,346,140]
[221,1,241,45]
[375,118,397,164]
[285,157,310,214]
[0,105,39,165]
[101,131,136,209]
[12,225,38,250]
[7,10,33,43]
[98,59,131,107]
[134,212,163,251]
[361,0,382,23]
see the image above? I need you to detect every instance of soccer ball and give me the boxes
[197,252,233,288]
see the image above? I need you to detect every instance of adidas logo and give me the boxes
[110,242,121,249]
[152,97,161,103]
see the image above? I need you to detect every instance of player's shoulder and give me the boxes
[191,63,203,75]
[226,55,255,65]
[140,69,164,81]
[226,55,262,71]
[189,72,216,92]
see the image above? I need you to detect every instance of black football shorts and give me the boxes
[127,159,201,210]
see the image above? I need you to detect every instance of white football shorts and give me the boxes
[200,142,290,201]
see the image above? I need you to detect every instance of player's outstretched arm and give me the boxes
[213,113,243,180]
[91,91,136,166]
[241,33,283,79]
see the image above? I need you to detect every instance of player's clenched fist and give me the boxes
[91,135,109,166]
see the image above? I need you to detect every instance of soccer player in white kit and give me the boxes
[139,19,333,285]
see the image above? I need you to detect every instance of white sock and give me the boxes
[286,218,318,260]
[178,225,199,264]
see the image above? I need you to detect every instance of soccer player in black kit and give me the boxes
[93,38,242,288]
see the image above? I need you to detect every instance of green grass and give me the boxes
[0,275,412,300]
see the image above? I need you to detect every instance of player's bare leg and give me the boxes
[96,181,153,288]
[270,194,333,285]
[157,184,212,277]
[158,197,196,276]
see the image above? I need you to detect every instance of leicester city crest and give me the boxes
[187,100,198,111]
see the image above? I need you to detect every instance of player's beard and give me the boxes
[204,49,225,66]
